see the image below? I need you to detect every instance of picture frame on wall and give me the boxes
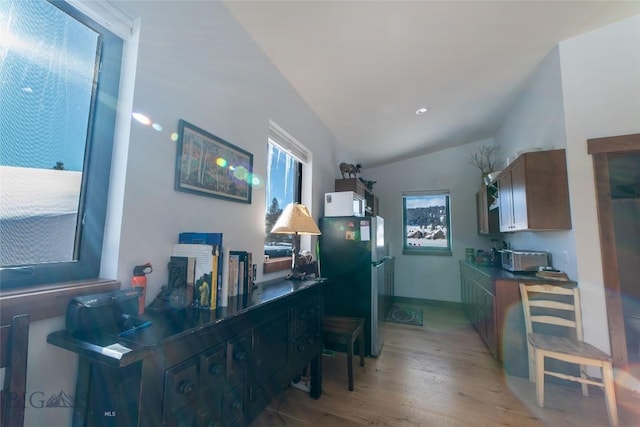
[175,119,253,204]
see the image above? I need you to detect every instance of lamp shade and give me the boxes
[271,203,321,235]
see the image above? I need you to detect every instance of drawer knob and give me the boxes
[209,364,224,376]
[177,380,195,395]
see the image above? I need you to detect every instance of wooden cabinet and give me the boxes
[460,263,497,357]
[459,262,580,379]
[47,280,325,427]
[459,262,527,377]
[497,149,571,232]
[476,184,499,234]
[335,178,378,216]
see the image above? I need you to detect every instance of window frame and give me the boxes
[264,121,309,272]
[0,0,124,290]
[402,190,453,256]
[264,143,302,259]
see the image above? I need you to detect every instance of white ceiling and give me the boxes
[223,0,640,168]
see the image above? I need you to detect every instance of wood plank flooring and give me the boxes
[250,302,640,426]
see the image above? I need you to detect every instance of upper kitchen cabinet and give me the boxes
[497,149,571,232]
[477,183,499,234]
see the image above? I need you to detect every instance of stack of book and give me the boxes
[171,233,255,309]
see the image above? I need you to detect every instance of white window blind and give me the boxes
[268,120,309,164]
[66,0,134,39]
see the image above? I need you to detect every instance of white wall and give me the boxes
[559,14,640,352]
[28,2,351,424]
[114,1,349,293]
[493,46,578,280]
[366,139,495,302]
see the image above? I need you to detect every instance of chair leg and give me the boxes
[535,350,545,407]
[527,344,535,383]
[602,362,619,427]
[580,364,589,397]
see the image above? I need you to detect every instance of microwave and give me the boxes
[324,191,366,217]
[501,249,549,272]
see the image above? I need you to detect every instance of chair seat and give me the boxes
[528,333,612,362]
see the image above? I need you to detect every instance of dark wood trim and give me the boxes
[589,133,640,375]
[592,154,628,370]
[0,278,121,325]
[587,133,640,154]
[263,257,291,274]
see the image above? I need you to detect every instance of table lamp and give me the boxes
[270,203,321,279]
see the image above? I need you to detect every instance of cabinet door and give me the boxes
[251,314,288,385]
[460,266,471,318]
[509,159,528,230]
[482,286,497,357]
[227,333,250,386]
[477,189,489,234]
[498,172,514,232]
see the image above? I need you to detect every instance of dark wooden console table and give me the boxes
[47,278,326,427]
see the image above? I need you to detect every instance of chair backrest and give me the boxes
[519,283,583,341]
[1,314,29,427]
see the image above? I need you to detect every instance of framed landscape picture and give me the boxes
[175,119,253,204]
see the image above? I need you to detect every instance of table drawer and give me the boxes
[163,357,200,422]
[200,343,226,391]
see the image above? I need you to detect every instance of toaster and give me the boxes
[500,249,549,272]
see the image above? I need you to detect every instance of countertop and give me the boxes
[459,260,576,284]
[47,278,326,367]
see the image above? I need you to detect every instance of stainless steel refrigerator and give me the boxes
[318,215,391,356]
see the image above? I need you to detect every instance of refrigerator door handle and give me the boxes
[372,256,393,267]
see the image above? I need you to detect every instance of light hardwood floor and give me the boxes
[250,302,640,426]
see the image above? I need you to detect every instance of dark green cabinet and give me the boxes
[460,262,546,378]
[460,263,497,357]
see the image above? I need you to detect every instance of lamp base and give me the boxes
[286,270,309,281]
[286,261,318,281]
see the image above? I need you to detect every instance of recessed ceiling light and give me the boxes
[416,107,430,115]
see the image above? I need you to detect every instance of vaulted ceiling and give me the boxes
[223,1,640,167]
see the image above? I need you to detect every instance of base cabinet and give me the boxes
[460,262,527,377]
[459,262,579,379]
[460,263,497,357]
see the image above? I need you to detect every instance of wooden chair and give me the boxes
[519,283,618,427]
[322,316,365,391]
[1,314,29,427]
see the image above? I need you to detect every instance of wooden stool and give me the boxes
[322,315,365,391]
